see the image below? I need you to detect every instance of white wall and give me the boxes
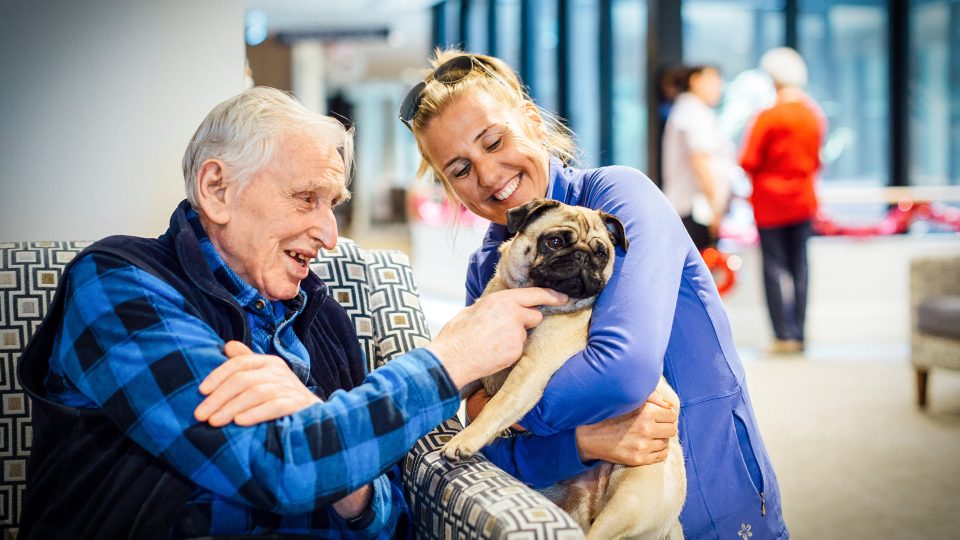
[0,0,246,241]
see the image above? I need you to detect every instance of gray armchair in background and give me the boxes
[910,254,960,409]
[0,240,581,539]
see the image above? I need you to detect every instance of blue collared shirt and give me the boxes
[45,209,459,537]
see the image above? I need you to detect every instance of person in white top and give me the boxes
[661,65,737,251]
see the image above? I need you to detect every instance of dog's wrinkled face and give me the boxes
[498,199,628,299]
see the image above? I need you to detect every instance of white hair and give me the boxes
[182,87,354,208]
[760,47,808,88]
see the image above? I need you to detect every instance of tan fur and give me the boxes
[441,203,686,539]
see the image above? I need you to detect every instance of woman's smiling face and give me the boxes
[418,89,551,225]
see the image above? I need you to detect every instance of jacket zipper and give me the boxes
[760,491,766,516]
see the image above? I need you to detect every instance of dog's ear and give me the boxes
[600,212,629,252]
[506,199,561,235]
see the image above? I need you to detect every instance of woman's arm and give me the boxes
[519,167,690,435]
[462,188,685,483]
[478,392,679,488]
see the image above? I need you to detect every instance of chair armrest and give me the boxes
[910,255,960,329]
[359,248,581,537]
[403,417,584,539]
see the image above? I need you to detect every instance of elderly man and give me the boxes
[17,87,568,538]
[20,87,678,538]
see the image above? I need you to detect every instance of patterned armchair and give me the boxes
[0,240,582,539]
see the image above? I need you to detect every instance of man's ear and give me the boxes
[601,212,629,252]
[195,159,231,225]
[506,198,560,235]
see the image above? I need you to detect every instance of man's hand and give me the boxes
[194,341,321,427]
[332,484,373,520]
[425,288,568,389]
[574,391,680,465]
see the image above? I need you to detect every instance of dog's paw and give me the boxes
[441,432,482,461]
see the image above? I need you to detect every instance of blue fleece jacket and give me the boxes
[467,160,789,540]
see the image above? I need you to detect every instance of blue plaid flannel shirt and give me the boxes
[45,211,459,537]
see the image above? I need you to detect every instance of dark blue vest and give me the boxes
[17,201,366,539]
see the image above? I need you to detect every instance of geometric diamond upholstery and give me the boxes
[0,239,581,539]
[1,241,90,538]
[363,249,433,367]
[404,417,584,539]
[308,239,377,373]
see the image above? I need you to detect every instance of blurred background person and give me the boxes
[661,65,737,252]
[656,65,689,137]
[739,47,825,355]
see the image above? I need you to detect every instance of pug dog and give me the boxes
[442,199,686,540]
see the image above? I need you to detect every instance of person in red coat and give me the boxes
[740,47,826,355]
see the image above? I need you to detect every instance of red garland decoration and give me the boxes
[407,195,957,298]
[814,199,960,237]
[701,247,737,296]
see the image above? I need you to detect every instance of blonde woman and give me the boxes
[401,50,788,539]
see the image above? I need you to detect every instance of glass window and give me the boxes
[683,0,784,77]
[532,0,559,112]
[468,0,490,54]
[612,0,647,171]
[444,0,462,48]
[909,0,959,186]
[682,0,785,146]
[432,0,462,49]
[569,0,600,166]
[496,0,521,71]
[799,0,889,186]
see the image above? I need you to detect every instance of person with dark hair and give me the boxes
[661,65,737,252]
[740,47,825,355]
[657,64,689,129]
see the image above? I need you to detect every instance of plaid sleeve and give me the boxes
[332,466,405,538]
[54,252,460,514]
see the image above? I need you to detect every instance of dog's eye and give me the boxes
[546,236,563,249]
[593,241,607,257]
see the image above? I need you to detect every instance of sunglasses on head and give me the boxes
[399,55,499,130]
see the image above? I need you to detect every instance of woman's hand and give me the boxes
[194,341,321,427]
[574,391,679,465]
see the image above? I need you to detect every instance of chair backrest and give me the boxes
[0,239,431,537]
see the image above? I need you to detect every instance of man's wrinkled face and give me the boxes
[208,130,349,301]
